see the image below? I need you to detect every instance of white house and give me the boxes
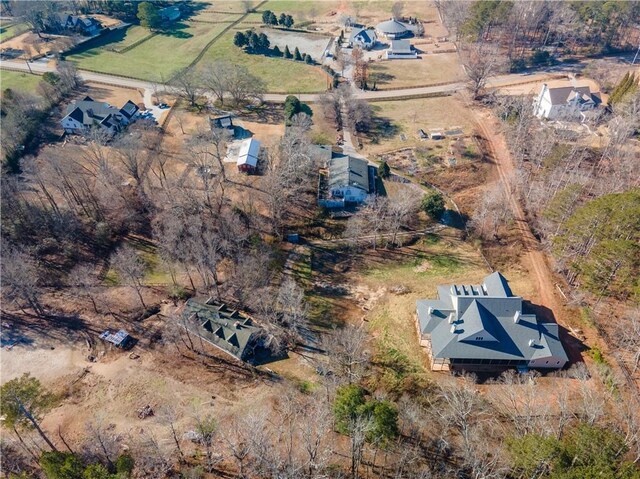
[533,83,602,121]
[237,138,260,173]
[349,27,377,50]
[61,96,139,135]
[385,39,417,59]
[319,155,374,208]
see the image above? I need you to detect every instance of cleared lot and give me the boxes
[264,28,332,59]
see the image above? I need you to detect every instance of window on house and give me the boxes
[475,336,483,341]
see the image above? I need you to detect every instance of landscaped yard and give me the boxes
[0,70,41,94]
[66,21,235,81]
[197,28,329,93]
[369,53,465,90]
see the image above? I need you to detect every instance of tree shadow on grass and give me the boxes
[158,21,193,39]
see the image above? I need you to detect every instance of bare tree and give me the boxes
[468,186,513,240]
[195,414,219,473]
[391,1,404,19]
[67,264,101,314]
[1,247,45,316]
[111,245,147,309]
[201,61,231,105]
[170,68,203,107]
[324,324,371,384]
[460,42,505,99]
[614,307,640,373]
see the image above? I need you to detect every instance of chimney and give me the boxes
[528,339,535,347]
[514,311,521,324]
[448,313,455,324]
[450,325,456,334]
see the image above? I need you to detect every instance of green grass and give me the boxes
[66,21,233,81]
[196,28,328,93]
[0,22,28,42]
[364,250,464,280]
[0,71,41,94]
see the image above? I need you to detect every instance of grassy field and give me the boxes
[0,70,41,94]
[0,22,28,42]
[197,28,328,93]
[370,54,465,90]
[363,95,475,155]
[66,21,234,81]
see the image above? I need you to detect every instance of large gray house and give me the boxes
[416,272,568,372]
[61,96,139,135]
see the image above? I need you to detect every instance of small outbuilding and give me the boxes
[99,329,133,349]
[376,18,409,39]
[385,39,417,59]
[210,114,234,130]
[237,138,260,173]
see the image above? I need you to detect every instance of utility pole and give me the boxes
[25,59,32,74]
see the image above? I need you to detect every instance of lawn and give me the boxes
[363,95,475,155]
[0,70,41,94]
[0,22,28,42]
[369,53,465,90]
[66,21,235,81]
[197,29,329,93]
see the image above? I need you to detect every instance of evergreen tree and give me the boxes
[233,31,247,48]
[378,160,390,178]
[278,12,287,25]
[272,45,282,56]
[421,191,445,219]
[261,9,273,25]
[294,46,302,61]
[305,54,313,64]
[258,32,270,51]
[284,14,294,28]
[284,45,292,58]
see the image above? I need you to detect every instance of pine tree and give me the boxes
[284,45,292,59]
[272,45,282,56]
[305,54,313,64]
[294,46,302,61]
[278,13,286,25]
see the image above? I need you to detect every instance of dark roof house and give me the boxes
[349,27,377,49]
[416,272,569,372]
[319,154,376,208]
[182,299,263,361]
[54,14,102,36]
[61,96,139,135]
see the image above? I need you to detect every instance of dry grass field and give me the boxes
[369,53,465,90]
[363,94,476,155]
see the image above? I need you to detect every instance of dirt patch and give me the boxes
[263,28,332,59]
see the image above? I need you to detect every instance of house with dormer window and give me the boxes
[415,272,568,372]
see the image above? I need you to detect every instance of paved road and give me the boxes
[1,58,567,103]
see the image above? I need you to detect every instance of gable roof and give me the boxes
[545,85,594,106]
[328,155,370,193]
[182,299,261,360]
[389,39,412,54]
[350,27,376,45]
[237,138,260,167]
[417,272,568,364]
[62,97,138,129]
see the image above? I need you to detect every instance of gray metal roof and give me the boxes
[328,155,370,192]
[376,19,408,34]
[417,272,568,363]
[182,299,261,360]
[389,39,412,54]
